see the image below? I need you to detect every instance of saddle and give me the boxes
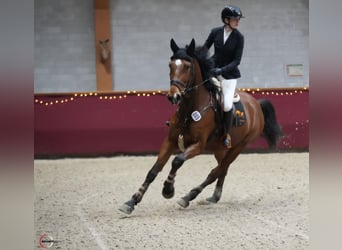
[231,97,246,127]
[211,77,246,127]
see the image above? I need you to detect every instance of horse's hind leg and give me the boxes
[205,169,227,203]
[206,144,247,204]
[119,139,175,214]
[176,163,225,208]
[176,150,224,207]
[177,144,246,208]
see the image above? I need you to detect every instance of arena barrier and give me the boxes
[34,88,308,157]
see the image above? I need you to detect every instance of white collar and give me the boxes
[223,28,232,43]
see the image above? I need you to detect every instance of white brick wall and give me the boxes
[34,0,308,93]
[34,0,96,93]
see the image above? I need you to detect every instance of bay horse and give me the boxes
[119,38,283,214]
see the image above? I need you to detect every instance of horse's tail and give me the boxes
[259,99,283,148]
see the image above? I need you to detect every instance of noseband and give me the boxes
[170,79,187,90]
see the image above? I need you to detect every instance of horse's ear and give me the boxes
[170,38,179,54]
[186,38,195,57]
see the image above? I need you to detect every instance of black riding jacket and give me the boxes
[204,26,244,79]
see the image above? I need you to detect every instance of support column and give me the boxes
[94,0,113,91]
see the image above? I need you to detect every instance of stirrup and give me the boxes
[223,134,232,149]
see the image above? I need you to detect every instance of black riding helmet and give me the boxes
[221,5,245,22]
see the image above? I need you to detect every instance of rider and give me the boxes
[204,5,245,148]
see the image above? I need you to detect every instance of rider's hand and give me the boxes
[210,68,223,76]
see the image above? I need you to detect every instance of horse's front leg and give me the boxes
[119,138,175,214]
[162,141,203,199]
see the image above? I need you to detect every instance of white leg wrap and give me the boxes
[165,174,176,183]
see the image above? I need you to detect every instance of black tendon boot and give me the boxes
[223,110,234,148]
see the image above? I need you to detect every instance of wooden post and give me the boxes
[94,0,113,91]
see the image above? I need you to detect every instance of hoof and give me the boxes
[162,183,175,199]
[118,203,134,214]
[177,197,189,208]
[162,189,174,199]
[206,196,218,203]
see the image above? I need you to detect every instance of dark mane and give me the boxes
[193,46,218,93]
[193,46,214,81]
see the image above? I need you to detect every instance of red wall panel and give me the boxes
[34,89,308,157]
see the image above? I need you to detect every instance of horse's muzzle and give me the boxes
[167,93,181,105]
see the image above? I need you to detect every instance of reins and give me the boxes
[169,78,211,96]
[182,78,211,95]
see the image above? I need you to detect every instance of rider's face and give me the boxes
[228,17,240,29]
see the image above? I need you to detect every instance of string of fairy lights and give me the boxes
[34,90,163,106]
[34,87,308,107]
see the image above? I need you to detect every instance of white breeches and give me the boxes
[218,77,237,112]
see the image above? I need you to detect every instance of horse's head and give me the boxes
[167,38,196,105]
[99,39,110,63]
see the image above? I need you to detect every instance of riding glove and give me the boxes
[211,68,223,76]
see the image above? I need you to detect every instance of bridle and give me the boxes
[168,56,217,132]
[169,58,210,96]
[170,79,187,91]
[169,58,194,93]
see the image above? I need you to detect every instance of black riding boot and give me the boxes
[223,110,234,148]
